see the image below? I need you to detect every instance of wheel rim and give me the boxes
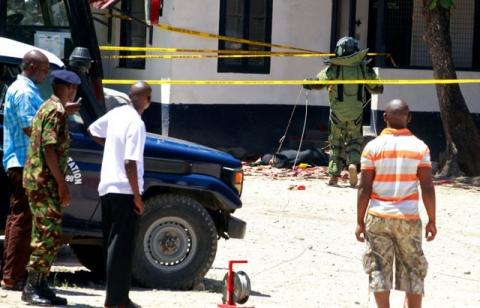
[143,216,198,272]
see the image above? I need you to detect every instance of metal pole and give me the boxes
[330,0,339,52]
[375,0,386,67]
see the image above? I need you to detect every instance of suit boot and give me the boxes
[39,274,67,306]
[21,271,51,306]
[348,164,358,187]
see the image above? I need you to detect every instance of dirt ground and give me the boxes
[1,170,479,308]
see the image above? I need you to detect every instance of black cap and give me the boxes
[50,70,81,85]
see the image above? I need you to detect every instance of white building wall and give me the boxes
[93,0,333,107]
[94,1,175,103]
[93,1,480,114]
[168,0,332,107]
[374,69,480,114]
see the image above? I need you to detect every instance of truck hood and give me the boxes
[144,133,241,168]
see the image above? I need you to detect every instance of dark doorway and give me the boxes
[367,0,413,67]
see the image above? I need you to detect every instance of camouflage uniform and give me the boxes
[363,215,428,294]
[23,95,70,274]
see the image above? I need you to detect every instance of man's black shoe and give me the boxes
[21,272,52,306]
[39,274,68,306]
[127,299,142,308]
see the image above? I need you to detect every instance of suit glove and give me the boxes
[303,77,318,90]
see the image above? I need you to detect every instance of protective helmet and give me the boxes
[334,37,360,57]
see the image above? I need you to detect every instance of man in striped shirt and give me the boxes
[355,99,436,308]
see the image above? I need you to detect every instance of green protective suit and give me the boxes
[309,50,383,176]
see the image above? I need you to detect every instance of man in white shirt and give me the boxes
[88,81,151,308]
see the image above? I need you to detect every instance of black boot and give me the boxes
[39,274,67,306]
[21,271,52,306]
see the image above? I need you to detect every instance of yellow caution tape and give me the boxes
[103,54,335,59]
[101,79,480,85]
[155,23,318,52]
[100,45,392,57]
[96,12,397,65]
[103,53,397,59]
[96,12,319,52]
[99,45,334,56]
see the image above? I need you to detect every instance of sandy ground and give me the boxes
[1,172,479,308]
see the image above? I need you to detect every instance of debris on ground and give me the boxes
[288,184,306,190]
[243,163,356,184]
[243,163,330,180]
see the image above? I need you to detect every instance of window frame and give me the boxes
[473,0,480,69]
[119,0,146,69]
[367,0,480,71]
[217,0,273,74]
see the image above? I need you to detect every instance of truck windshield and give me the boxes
[7,0,69,27]
[5,0,72,59]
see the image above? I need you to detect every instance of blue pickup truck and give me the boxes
[0,0,246,290]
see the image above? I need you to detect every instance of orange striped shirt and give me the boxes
[361,128,431,220]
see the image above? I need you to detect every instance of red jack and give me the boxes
[218,260,254,308]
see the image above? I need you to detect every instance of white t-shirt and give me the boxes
[88,105,146,196]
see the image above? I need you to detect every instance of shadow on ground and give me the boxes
[203,277,270,298]
[49,270,104,289]
[50,245,271,300]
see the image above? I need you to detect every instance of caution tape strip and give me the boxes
[100,46,334,56]
[101,79,480,85]
[95,12,319,52]
[103,54,334,59]
[99,46,321,54]
[99,45,391,57]
[101,50,398,66]
[96,12,397,65]
[101,52,398,67]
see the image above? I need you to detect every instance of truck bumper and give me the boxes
[227,216,246,239]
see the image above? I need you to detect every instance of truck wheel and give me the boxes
[132,194,217,290]
[70,244,105,278]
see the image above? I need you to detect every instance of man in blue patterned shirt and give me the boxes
[1,50,50,291]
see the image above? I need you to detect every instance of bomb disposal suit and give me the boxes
[304,37,383,184]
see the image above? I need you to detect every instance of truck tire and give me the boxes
[132,194,217,290]
[70,244,105,278]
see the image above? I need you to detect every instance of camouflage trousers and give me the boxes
[363,215,428,294]
[328,114,363,176]
[26,185,63,274]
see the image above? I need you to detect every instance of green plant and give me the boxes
[429,0,454,9]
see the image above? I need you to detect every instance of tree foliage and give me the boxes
[428,0,454,10]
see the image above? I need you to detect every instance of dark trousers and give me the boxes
[101,193,138,306]
[1,167,31,284]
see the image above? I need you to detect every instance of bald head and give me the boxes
[383,99,411,129]
[21,50,50,84]
[129,81,152,114]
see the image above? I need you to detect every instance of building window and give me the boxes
[218,0,273,74]
[119,0,146,69]
[411,0,475,68]
[368,0,480,70]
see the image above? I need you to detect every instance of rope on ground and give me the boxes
[292,91,309,169]
[275,88,303,156]
[252,245,311,277]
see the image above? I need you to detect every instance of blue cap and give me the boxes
[50,69,81,85]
